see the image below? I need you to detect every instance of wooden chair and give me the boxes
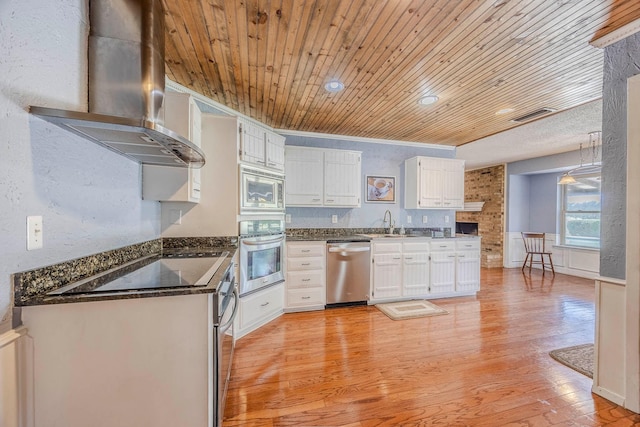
[521,232,555,275]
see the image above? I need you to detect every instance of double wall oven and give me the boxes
[238,165,286,297]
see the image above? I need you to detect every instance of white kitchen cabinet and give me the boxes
[429,240,457,294]
[324,150,361,207]
[240,120,286,172]
[235,282,284,339]
[265,131,286,171]
[285,146,324,205]
[371,237,481,302]
[455,239,481,292]
[404,156,465,209]
[285,241,326,311]
[285,146,361,207]
[371,242,403,300]
[142,92,202,202]
[402,241,430,297]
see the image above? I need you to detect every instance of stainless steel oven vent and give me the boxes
[29,0,204,168]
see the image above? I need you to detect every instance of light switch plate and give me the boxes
[445,215,450,223]
[27,215,43,250]
[331,214,338,224]
[407,215,412,224]
[285,214,291,223]
[422,215,428,224]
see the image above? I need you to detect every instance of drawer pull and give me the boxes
[459,255,466,258]
[301,262,310,266]
[448,255,456,258]
[302,296,311,300]
[302,278,311,282]
[260,302,270,307]
[301,249,311,253]
[405,257,413,260]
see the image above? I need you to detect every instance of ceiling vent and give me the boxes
[510,108,557,123]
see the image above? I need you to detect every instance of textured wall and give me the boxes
[600,33,640,279]
[284,135,456,230]
[456,165,505,268]
[0,0,161,332]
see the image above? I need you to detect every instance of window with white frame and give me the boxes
[560,173,601,248]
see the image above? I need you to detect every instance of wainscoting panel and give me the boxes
[504,232,599,278]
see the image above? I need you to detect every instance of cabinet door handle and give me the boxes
[326,199,334,202]
[260,302,270,307]
[448,255,456,258]
[393,257,401,260]
[312,198,321,202]
[458,255,466,258]
[405,257,413,260]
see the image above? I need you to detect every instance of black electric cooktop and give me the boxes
[49,251,229,296]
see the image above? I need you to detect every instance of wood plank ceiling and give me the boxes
[162,0,640,147]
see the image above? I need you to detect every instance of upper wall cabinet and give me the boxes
[142,92,202,203]
[285,146,361,208]
[239,119,285,172]
[404,156,465,209]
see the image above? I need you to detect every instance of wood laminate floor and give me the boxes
[224,268,639,426]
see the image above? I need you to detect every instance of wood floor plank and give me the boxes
[225,269,636,426]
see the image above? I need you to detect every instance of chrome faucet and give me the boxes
[383,210,395,234]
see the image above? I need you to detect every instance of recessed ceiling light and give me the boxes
[324,80,344,92]
[496,108,515,115]
[418,95,438,105]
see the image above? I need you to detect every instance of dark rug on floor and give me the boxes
[549,343,594,378]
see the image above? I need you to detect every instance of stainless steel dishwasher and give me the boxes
[326,241,371,306]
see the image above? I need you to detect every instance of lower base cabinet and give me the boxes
[235,283,284,339]
[371,237,481,303]
[285,241,326,312]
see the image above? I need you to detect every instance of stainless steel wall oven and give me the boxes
[239,218,285,296]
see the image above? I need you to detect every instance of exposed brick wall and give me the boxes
[456,165,505,268]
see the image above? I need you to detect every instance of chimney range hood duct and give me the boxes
[29,0,204,168]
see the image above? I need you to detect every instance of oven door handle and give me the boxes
[219,286,239,335]
[241,235,285,245]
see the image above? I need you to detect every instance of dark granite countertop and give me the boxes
[13,237,238,307]
[285,227,456,242]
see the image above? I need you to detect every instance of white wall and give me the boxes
[0,0,161,331]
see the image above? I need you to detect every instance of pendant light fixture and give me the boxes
[558,131,602,185]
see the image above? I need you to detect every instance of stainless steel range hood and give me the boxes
[30,0,204,168]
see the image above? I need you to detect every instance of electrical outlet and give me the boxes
[27,215,43,250]
[445,215,450,223]
[407,215,412,224]
[331,214,338,224]
[285,214,292,223]
[422,215,428,224]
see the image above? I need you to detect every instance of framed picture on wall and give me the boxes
[366,175,396,203]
